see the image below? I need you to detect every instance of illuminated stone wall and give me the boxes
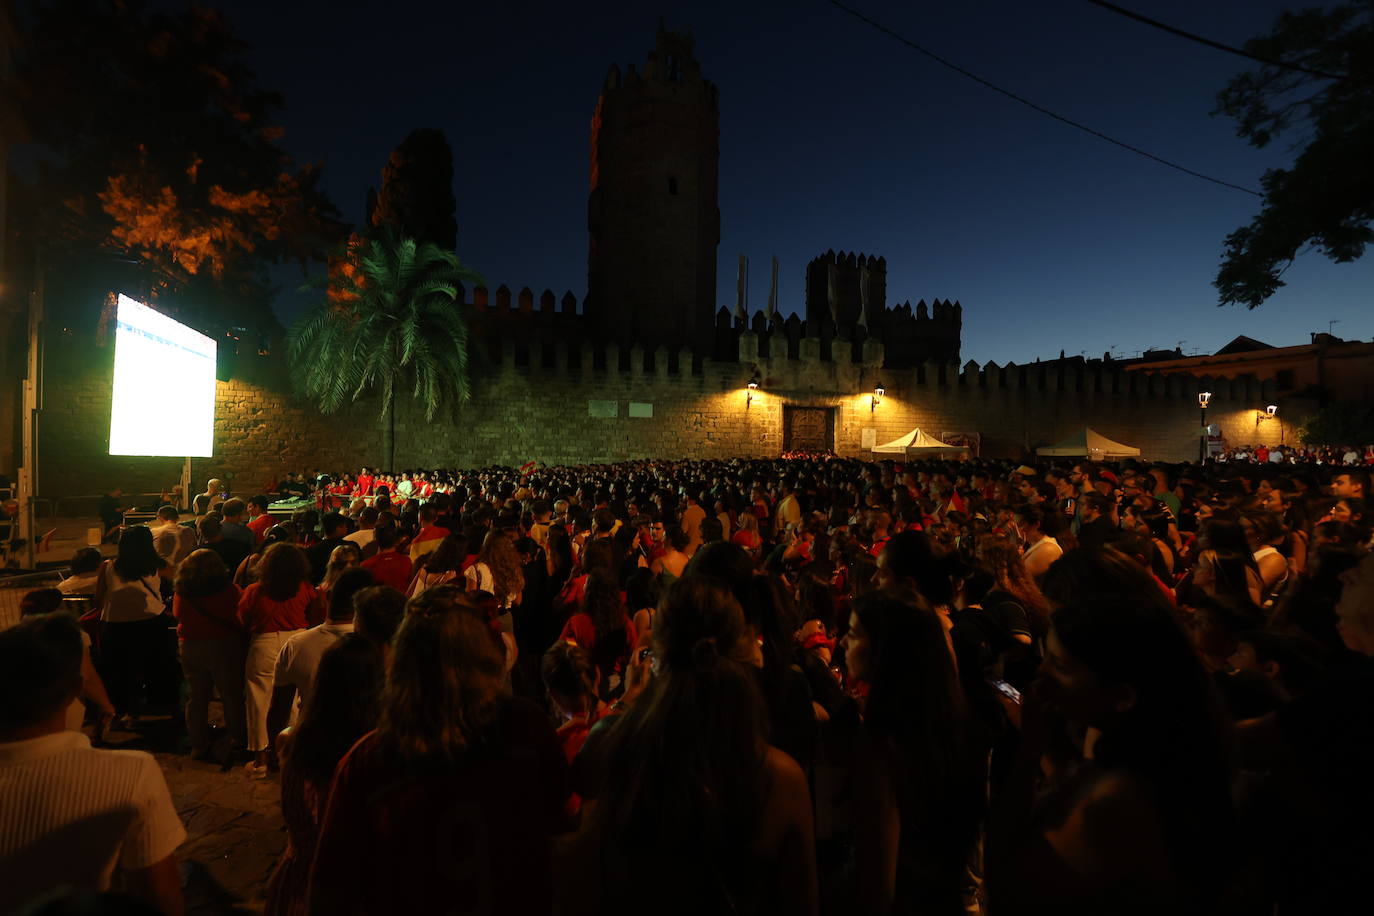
[36,331,1294,504]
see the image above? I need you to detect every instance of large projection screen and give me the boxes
[108,294,217,457]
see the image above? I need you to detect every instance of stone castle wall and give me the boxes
[35,332,1293,502]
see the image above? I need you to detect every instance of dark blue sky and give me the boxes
[221,0,1372,365]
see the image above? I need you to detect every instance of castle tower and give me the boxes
[586,25,720,351]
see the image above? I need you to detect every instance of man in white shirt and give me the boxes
[151,505,198,568]
[268,568,372,731]
[343,505,379,551]
[0,613,186,915]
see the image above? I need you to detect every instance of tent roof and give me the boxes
[872,428,961,453]
[1036,428,1141,458]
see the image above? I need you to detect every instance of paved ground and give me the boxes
[3,517,286,914]
[103,717,285,915]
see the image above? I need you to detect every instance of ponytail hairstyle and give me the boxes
[593,576,767,892]
[541,641,598,718]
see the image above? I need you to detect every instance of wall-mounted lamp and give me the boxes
[1197,391,1213,462]
[871,382,885,412]
[1198,391,1212,409]
[1257,404,1279,427]
[747,371,760,407]
[1266,404,1278,417]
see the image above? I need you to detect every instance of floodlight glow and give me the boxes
[108,294,216,457]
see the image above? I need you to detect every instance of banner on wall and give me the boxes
[940,432,981,457]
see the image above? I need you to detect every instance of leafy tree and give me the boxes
[288,231,482,469]
[7,0,345,337]
[369,129,459,251]
[1298,402,1374,446]
[1213,2,1373,308]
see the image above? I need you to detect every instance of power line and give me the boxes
[1086,0,1349,83]
[825,0,1262,197]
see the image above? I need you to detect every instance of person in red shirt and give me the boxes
[308,588,570,915]
[558,570,636,685]
[238,544,323,776]
[246,495,275,546]
[354,468,374,499]
[361,525,413,593]
[172,548,246,759]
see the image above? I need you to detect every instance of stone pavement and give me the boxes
[99,716,286,914]
[4,517,286,912]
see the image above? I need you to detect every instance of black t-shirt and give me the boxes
[206,538,250,576]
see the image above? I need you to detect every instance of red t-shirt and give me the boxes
[307,699,570,915]
[173,583,242,641]
[355,474,374,496]
[362,550,414,593]
[559,612,638,674]
[247,512,274,545]
[237,581,321,634]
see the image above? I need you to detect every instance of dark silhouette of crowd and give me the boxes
[2,456,1371,915]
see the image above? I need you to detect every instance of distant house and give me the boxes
[1125,333,1374,406]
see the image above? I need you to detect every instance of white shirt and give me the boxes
[100,563,165,623]
[0,731,186,911]
[273,621,354,714]
[343,528,376,549]
[58,573,100,596]
[152,522,198,567]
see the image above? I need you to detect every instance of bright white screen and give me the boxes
[108,293,217,457]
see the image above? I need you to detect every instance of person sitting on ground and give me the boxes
[307,588,571,915]
[58,546,104,596]
[0,613,186,916]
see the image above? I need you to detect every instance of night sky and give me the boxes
[220,0,1372,365]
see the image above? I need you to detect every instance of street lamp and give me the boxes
[871,382,885,412]
[1198,391,1212,461]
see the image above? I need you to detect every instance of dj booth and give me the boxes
[266,496,316,519]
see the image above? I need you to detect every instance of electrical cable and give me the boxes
[1086,0,1348,83]
[826,0,1262,196]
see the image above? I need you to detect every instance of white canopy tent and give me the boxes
[1036,428,1141,458]
[871,428,970,457]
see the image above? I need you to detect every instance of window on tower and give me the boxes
[668,176,679,196]
[667,54,681,81]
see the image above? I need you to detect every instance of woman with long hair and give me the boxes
[545,524,574,591]
[407,532,467,598]
[464,529,525,611]
[239,543,323,776]
[1190,517,1264,611]
[266,635,382,916]
[234,524,295,588]
[843,590,985,914]
[540,640,603,765]
[989,592,1236,914]
[558,569,635,692]
[94,525,172,728]
[173,548,246,758]
[571,576,817,915]
[307,588,570,915]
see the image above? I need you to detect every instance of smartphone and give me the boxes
[989,678,1022,705]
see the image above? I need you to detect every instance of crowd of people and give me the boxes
[2,454,1372,915]
[1213,442,1374,465]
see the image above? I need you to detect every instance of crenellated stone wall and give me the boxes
[34,330,1299,503]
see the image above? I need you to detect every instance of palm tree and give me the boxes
[288,230,482,470]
